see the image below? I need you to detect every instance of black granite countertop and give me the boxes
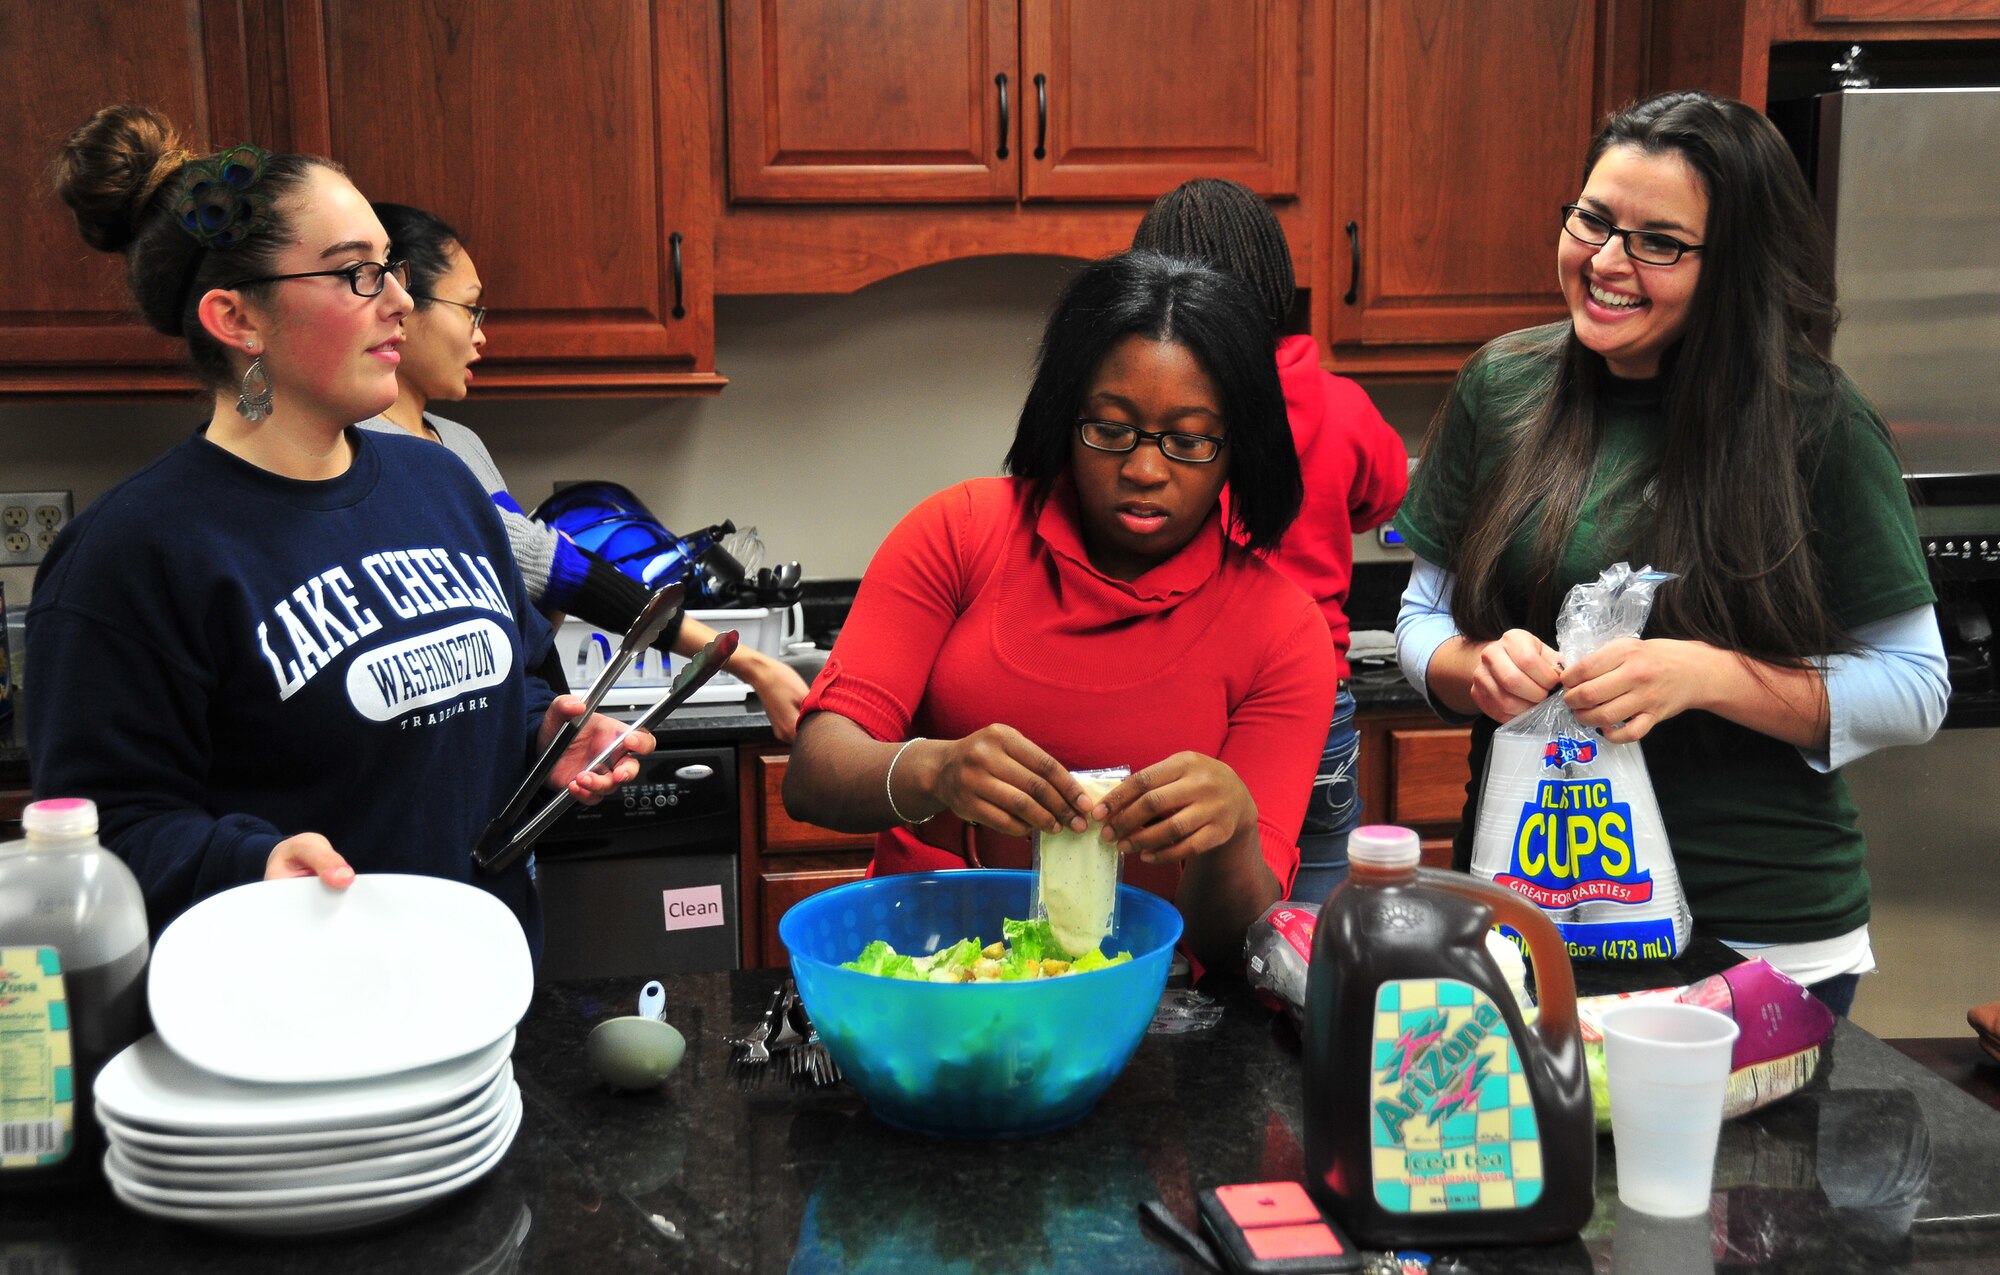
[7,942,1999,1273]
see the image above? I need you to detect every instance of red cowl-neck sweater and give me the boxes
[1221,334,1409,678]
[800,471,1337,896]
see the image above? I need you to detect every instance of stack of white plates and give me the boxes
[98,875,534,1237]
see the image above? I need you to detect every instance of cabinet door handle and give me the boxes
[670,231,686,320]
[995,73,1010,160]
[1033,73,1048,160]
[1343,221,1360,306]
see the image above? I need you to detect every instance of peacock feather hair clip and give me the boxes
[172,144,274,250]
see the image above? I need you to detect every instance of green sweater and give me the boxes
[1394,333,1934,944]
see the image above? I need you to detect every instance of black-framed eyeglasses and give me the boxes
[1076,419,1226,464]
[224,259,411,297]
[413,294,487,331]
[1560,205,1704,266]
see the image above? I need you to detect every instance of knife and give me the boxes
[471,583,684,871]
[476,629,740,875]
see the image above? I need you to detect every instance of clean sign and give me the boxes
[662,885,725,932]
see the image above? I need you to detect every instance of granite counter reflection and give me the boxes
[4,960,1999,1274]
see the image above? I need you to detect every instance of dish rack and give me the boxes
[552,606,800,707]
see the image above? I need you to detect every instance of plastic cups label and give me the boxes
[1601,1002,1740,1217]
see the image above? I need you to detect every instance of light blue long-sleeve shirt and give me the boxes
[1394,555,1949,771]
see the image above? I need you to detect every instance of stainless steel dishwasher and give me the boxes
[532,743,739,980]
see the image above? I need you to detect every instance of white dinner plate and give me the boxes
[96,1057,510,1153]
[104,1090,522,1238]
[106,1083,520,1199]
[110,1075,515,1176]
[147,874,532,1084]
[94,1031,513,1136]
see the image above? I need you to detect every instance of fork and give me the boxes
[729,987,785,1069]
[789,1002,842,1088]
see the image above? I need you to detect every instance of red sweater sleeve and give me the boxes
[1224,589,1341,892]
[799,482,979,742]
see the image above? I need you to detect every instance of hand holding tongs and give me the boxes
[472,584,683,873]
[474,626,740,875]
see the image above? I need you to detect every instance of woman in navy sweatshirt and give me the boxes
[29,105,650,955]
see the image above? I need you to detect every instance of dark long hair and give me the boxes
[1441,91,1850,663]
[372,202,463,310]
[1131,178,1295,335]
[1004,251,1301,552]
[52,104,339,388]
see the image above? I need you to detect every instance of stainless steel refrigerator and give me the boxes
[1813,86,2000,482]
[1792,86,2000,1036]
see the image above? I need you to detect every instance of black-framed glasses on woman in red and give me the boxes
[1076,419,1226,464]
[1560,206,1704,266]
[224,259,411,297]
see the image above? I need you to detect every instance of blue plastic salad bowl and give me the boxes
[779,870,1182,1139]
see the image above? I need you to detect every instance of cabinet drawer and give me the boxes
[756,754,876,853]
[1388,728,1472,825]
[757,855,871,968]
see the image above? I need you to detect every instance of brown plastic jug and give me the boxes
[1,798,150,1192]
[1302,825,1594,1247]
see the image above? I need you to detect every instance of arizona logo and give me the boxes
[1374,1001,1504,1144]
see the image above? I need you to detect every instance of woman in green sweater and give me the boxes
[1394,91,1948,1015]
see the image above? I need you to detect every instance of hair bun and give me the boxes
[53,104,193,254]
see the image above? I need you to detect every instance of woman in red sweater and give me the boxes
[1134,179,1409,904]
[783,252,1337,970]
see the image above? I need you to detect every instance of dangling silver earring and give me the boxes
[236,356,273,422]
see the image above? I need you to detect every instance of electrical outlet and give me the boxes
[0,491,73,567]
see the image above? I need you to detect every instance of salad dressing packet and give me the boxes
[1033,768,1128,957]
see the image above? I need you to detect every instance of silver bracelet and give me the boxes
[885,737,932,826]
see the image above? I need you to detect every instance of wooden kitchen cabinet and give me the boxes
[1317,0,1646,375]
[723,0,1299,204]
[713,0,1309,293]
[738,745,871,968]
[723,0,1018,203]
[1,0,721,399]
[1356,706,1473,867]
[0,0,274,396]
[1651,0,2000,112]
[281,0,721,395]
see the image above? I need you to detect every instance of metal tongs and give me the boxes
[472,583,685,872]
[474,624,739,874]
[473,583,698,873]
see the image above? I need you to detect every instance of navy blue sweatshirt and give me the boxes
[27,428,554,951]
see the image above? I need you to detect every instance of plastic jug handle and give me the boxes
[1415,868,1579,1046]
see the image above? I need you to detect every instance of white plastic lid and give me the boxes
[1347,824,1421,869]
[23,797,99,840]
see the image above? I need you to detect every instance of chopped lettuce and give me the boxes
[841,919,1134,982]
[845,940,917,980]
[1003,917,1066,962]
[1068,948,1124,975]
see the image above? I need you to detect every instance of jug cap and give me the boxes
[23,797,98,840]
[1348,824,1420,869]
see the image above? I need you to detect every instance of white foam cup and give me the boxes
[1601,1002,1740,1217]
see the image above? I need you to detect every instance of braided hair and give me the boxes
[1131,178,1294,336]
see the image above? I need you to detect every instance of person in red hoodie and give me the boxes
[1134,179,1409,903]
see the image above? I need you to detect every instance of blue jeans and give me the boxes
[1288,687,1358,906]
[1807,973,1860,1018]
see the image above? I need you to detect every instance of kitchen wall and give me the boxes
[0,255,1443,609]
